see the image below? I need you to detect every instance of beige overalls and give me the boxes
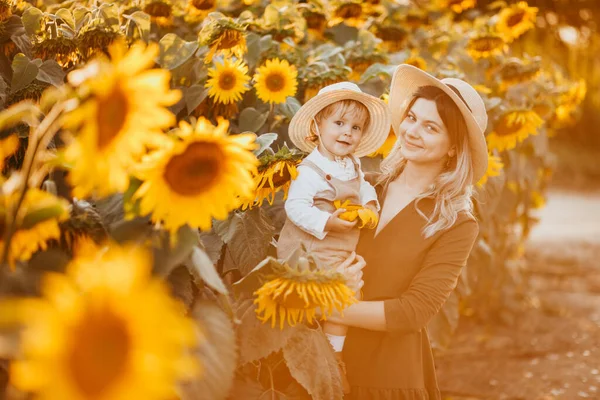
[277,157,362,270]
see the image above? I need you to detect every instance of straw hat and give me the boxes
[388,64,489,184]
[288,82,391,158]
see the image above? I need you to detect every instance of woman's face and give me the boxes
[397,98,454,165]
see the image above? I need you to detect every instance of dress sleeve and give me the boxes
[284,165,333,240]
[383,218,479,334]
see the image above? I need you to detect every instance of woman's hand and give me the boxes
[336,252,365,292]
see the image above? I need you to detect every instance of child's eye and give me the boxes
[353,125,362,131]
[334,121,343,126]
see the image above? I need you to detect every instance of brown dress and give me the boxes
[343,185,479,400]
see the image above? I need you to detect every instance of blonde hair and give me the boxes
[379,86,475,238]
[306,99,370,143]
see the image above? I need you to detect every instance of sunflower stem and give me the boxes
[1,101,65,267]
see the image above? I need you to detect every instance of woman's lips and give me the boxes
[404,141,423,149]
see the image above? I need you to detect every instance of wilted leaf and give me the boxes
[232,256,280,296]
[21,7,44,36]
[237,302,294,365]
[158,33,199,70]
[124,11,150,41]
[11,53,39,92]
[98,3,120,30]
[229,379,268,400]
[222,209,276,277]
[254,133,278,156]
[179,301,237,400]
[55,8,75,30]
[188,246,228,295]
[238,107,269,133]
[198,231,224,264]
[282,324,342,400]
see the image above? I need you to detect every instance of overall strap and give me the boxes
[299,159,330,180]
[348,155,360,174]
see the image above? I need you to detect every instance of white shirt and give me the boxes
[285,148,380,240]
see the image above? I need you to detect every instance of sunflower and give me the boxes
[0,134,19,171]
[77,26,122,61]
[205,58,250,105]
[368,131,396,158]
[372,24,408,52]
[199,17,247,63]
[441,0,476,14]
[254,58,298,104]
[133,118,258,235]
[64,40,181,198]
[486,109,544,151]
[498,58,541,90]
[245,147,303,208]
[32,37,80,68]
[10,244,199,399]
[496,1,538,43]
[405,54,427,71]
[185,0,216,22]
[333,200,378,229]
[0,0,13,22]
[555,79,587,124]
[143,0,175,27]
[466,33,507,59]
[0,188,69,268]
[254,259,356,329]
[477,153,504,187]
[330,0,365,28]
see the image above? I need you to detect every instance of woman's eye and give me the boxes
[408,115,416,121]
[427,125,438,132]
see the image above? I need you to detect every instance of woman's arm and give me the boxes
[332,218,479,333]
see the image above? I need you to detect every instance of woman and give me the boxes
[332,64,489,399]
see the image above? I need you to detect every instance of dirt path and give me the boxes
[436,189,600,400]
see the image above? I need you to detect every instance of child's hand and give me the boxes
[364,201,378,215]
[325,209,358,232]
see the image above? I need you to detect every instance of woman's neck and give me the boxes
[397,162,442,194]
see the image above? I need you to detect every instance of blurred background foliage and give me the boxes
[0,0,594,398]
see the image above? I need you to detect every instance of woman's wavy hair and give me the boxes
[378,85,475,238]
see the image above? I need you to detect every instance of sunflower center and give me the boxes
[144,1,172,17]
[265,72,286,92]
[472,37,502,52]
[506,10,526,27]
[276,288,318,309]
[164,141,224,196]
[96,85,129,149]
[305,13,326,31]
[376,26,407,42]
[218,71,237,90]
[218,30,243,51]
[336,4,362,19]
[270,163,292,188]
[191,0,214,11]
[68,309,131,397]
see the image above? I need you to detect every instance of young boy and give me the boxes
[277,81,391,393]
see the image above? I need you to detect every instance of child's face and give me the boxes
[316,106,366,158]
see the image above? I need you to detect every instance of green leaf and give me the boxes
[282,324,343,400]
[72,6,90,31]
[184,84,208,115]
[0,101,41,130]
[36,60,65,87]
[98,3,120,30]
[253,133,278,156]
[358,63,397,84]
[179,301,237,400]
[21,204,68,230]
[21,7,44,36]
[187,247,228,295]
[11,54,39,92]
[279,97,302,120]
[153,225,200,277]
[158,33,199,70]
[221,209,276,277]
[237,302,294,365]
[124,11,150,41]
[55,8,75,30]
[238,107,269,133]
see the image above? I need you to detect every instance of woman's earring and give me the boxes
[445,157,452,168]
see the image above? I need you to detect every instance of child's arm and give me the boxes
[356,160,380,212]
[285,166,335,240]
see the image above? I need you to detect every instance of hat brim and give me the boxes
[288,90,391,158]
[388,64,488,184]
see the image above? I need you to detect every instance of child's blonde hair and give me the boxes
[306,99,370,143]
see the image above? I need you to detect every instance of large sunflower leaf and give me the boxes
[239,107,269,134]
[11,53,38,92]
[221,208,276,277]
[232,256,280,296]
[184,84,208,115]
[179,301,237,400]
[36,60,65,87]
[237,302,294,365]
[282,324,342,400]
[254,133,278,156]
[187,246,228,295]
[158,33,199,70]
[21,7,44,36]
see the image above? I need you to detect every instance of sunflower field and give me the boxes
[0,0,588,399]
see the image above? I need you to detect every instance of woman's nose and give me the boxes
[405,126,420,139]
